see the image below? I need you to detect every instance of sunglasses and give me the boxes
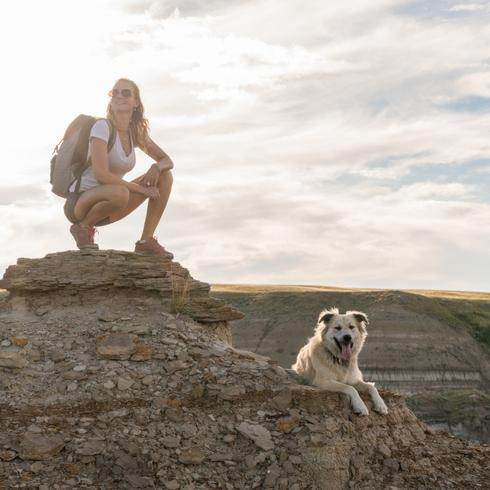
[108,88,134,98]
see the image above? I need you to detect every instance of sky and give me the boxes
[1,0,490,290]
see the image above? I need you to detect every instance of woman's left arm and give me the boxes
[138,137,174,186]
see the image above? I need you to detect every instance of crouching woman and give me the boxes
[64,78,174,258]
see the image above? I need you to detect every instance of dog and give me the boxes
[292,307,388,416]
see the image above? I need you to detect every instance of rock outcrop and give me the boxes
[0,250,243,344]
[0,253,489,489]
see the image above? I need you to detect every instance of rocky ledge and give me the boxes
[0,250,243,344]
[0,252,489,489]
[0,307,489,489]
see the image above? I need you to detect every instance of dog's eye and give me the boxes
[349,325,355,330]
[335,326,341,331]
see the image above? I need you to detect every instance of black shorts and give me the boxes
[64,192,82,224]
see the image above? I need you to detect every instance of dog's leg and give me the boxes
[354,381,388,415]
[316,379,369,416]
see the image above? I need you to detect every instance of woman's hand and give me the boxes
[137,165,161,187]
[141,186,160,200]
[131,183,160,200]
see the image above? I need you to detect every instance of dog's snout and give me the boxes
[343,334,352,343]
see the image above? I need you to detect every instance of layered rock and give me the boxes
[0,255,489,488]
[0,304,489,488]
[0,250,243,344]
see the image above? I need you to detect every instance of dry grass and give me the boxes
[170,275,192,314]
[211,284,382,293]
[406,289,490,301]
[211,283,490,300]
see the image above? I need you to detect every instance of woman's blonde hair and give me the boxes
[106,78,150,151]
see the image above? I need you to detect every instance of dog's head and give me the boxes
[314,307,368,363]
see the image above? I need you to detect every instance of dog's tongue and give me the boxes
[340,343,352,361]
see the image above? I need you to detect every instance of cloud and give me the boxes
[124,6,490,181]
[475,162,490,174]
[394,182,475,200]
[0,186,50,206]
[146,0,244,18]
[80,0,490,188]
[454,72,490,98]
[2,1,490,291]
[148,171,489,288]
[449,3,490,12]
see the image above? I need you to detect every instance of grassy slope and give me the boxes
[212,284,490,300]
[212,284,490,350]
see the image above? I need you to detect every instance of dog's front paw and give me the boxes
[373,400,388,415]
[352,399,369,416]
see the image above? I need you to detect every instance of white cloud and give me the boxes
[454,72,490,98]
[449,3,490,12]
[166,177,490,289]
[395,182,474,200]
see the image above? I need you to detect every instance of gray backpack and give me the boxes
[50,115,116,197]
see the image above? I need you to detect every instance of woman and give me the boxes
[64,78,174,258]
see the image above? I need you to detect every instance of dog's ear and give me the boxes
[351,312,369,326]
[318,312,335,325]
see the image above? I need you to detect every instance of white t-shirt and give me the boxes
[69,119,136,192]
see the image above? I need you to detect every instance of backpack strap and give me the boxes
[73,119,117,194]
[106,119,117,153]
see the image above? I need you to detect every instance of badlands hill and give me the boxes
[212,284,490,443]
[0,252,489,489]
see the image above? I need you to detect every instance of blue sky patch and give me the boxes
[438,96,490,113]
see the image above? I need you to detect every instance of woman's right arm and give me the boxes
[90,137,149,196]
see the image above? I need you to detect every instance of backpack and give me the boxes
[50,115,116,197]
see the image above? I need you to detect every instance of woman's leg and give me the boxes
[109,171,173,239]
[102,185,147,224]
[71,172,172,252]
[74,184,131,226]
[141,170,173,240]
[69,184,131,249]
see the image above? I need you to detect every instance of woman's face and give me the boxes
[109,80,139,116]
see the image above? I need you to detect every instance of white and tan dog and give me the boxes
[292,307,388,416]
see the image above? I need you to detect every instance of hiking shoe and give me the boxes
[70,223,98,250]
[135,237,173,259]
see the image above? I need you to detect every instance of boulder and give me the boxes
[19,433,65,461]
